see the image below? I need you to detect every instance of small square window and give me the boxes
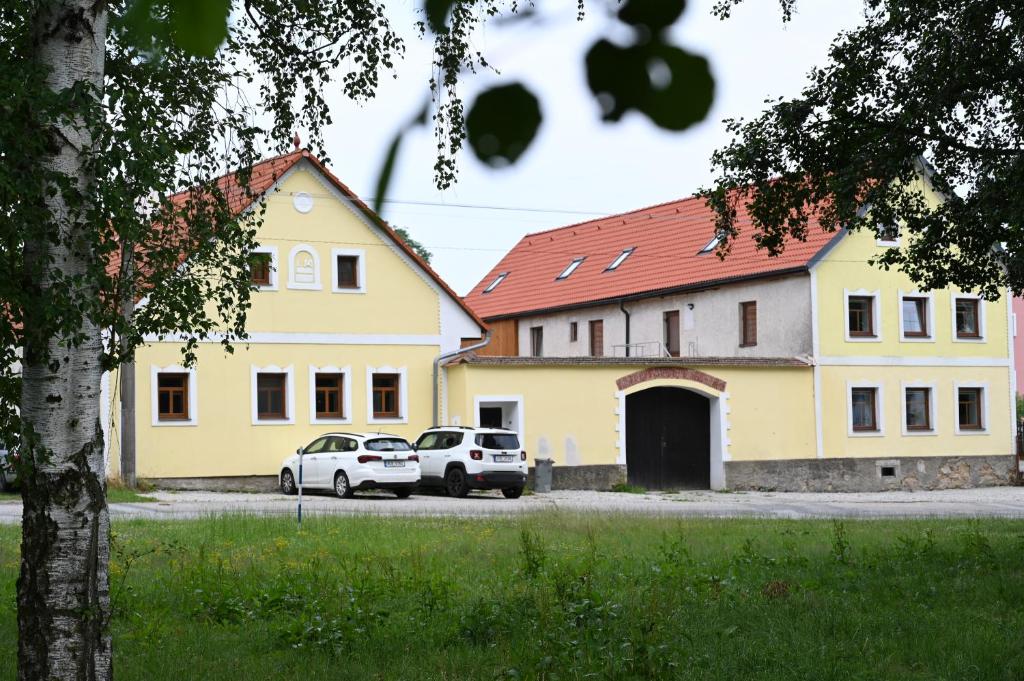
[957,387,984,430]
[315,373,344,420]
[372,373,400,418]
[249,253,272,286]
[955,298,980,338]
[157,373,189,421]
[256,373,287,420]
[902,297,929,337]
[848,296,875,337]
[851,387,878,432]
[877,223,900,244]
[336,255,359,289]
[905,387,931,431]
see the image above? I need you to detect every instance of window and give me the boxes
[331,248,365,293]
[850,387,878,432]
[955,298,981,338]
[249,253,272,286]
[663,311,680,357]
[740,301,757,347]
[605,248,635,271]
[847,295,875,337]
[589,320,604,357]
[569,321,578,342]
[698,233,723,254]
[256,373,287,420]
[416,431,464,450]
[365,437,412,452]
[287,244,321,289]
[901,296,930,338]
[475,433,521,449]
[530,326,543,357]
[157,373,189,421]
[372,373,400,418]
[957,387,984,431]
[336,255,359,289]
[556,257,585,280]
[876,222,900,245]
[483,272,508,293]
[904,387,932,431]
[314,373,344,420]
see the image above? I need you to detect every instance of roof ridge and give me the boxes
[521,193,706,240]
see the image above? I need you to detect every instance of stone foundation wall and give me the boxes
[724,455,1017,493]
[148,476,279,493]
[527,464,627,491]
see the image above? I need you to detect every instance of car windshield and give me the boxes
[364,438,412,452]
[475,433,520,450]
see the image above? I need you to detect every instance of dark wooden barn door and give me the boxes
[625,387,710,490]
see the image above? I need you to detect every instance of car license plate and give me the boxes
[494,455,514,463]
[384,460,405,468]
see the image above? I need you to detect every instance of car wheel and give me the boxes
[334,471,354,499]
[393,487,414,499]
[445,467,469,498]
[280,469,297,496]
[501,486,524,499]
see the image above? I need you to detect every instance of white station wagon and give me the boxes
[279,432,420,499]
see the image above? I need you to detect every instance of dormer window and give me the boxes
[556,257,585,280]
[605,248,635,271]
[698,233,723,254]
[483,272,508,293]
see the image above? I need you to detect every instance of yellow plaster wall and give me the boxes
[240,168,441,336]
[820,365,1014,458]
[444,364,816,466]
[133,342,438,479]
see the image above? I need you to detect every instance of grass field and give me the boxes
[1,514,1023,679]
[0,487,156,504]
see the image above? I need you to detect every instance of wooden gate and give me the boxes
[625,387,710,490]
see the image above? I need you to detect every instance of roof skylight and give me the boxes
[556,257,585,280]
[483,272,508,293]
[698,233,723,254]
[605,247,635,271]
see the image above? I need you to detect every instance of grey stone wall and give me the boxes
[725,455,1017,492]
[527,464,627,491]
[148,476,279,493]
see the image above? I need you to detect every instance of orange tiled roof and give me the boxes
[464,194,843,320]
[108,150,486,331]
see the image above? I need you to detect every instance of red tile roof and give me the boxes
[110,150,486,331]
[464,194,843,320]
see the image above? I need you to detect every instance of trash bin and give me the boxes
[534,458,553,493]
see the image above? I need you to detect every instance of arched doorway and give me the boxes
[625,387,710,490]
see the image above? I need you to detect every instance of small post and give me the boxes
[297,450,304,529]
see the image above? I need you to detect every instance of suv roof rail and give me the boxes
[426,425,476,430]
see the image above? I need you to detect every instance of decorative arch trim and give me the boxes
[615,367,726,392]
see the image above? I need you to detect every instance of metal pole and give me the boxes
[297,452,303,529]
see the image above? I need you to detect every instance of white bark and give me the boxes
[19,2,111,680]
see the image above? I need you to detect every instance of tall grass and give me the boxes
[0,514,1023,679]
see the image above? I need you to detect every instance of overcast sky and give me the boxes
[314,0,867,295]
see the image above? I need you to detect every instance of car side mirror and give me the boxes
[296,447,304,456]
[411,443,418,451]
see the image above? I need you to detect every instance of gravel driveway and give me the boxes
[4,486,1024,522]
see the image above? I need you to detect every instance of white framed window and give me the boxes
[250,364,295,425]
[366,365,408,424]
[876,222,900,247]
[898,290,934,342]
[698,233,723,254]
[951,294,986,342]
[249,245,278,291]
[556,257,585,280]
[900,382,936,436]
[605,247,635,271]
[844,289,882,342]
[308,365,352,425]
[954,382,989,435]
[483,272,508,293]
[331,248,366,293]
[150,365,198,426]
[847,381,884,437]
[287,244,322,290]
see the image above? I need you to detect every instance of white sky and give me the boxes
[316,0,867,295]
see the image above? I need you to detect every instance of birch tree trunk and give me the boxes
[18,2,111,679]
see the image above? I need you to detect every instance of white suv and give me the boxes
[279,432,420,499]
[413,427,527,498]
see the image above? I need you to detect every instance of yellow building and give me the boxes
[458,180,1017,491]
[104,150,485,488]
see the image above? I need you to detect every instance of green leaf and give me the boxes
[586,40,713,131]
[170,0,230,57]
[373,131,404,216]
[423,0,457,33]
[618,0,687,33]
[466,83,542,168]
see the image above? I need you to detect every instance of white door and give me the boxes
[299,436,330,487]
[415,432,444,478]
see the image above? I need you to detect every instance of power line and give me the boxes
[262,191,615,217]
